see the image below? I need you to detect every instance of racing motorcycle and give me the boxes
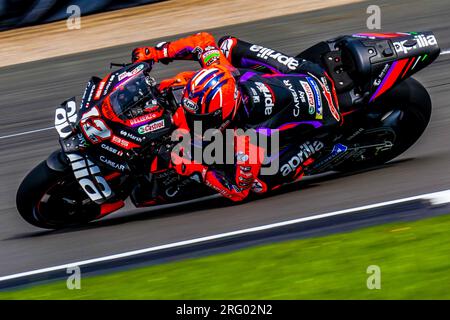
[17,31,440,229]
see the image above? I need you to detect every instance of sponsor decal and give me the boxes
[321,76,339,121]
[255,82,275,116]
[183,98,199,112]
[138,119,165,134]
[99,156,126,171]
[250,87,260,103]
[220,38,235,59]
[66,153,112,203]
[369,59,409,102]
[204,179,235,199]
[283,79,302,117]
[130,64,145,76]
[111,135,139,150]
[118,63,145,81]
[202,49,221,66]
[94,80,106,100]
[81,81,96,109]
[393,35,437,54]
[129,113,158,126]
[280,141,324,176]
[103,75,116,95]
[332,143,348,154]
[249,45,299,70]
[118,71,127,81]
[300,80,317,116]
[373,64,390,87]
[85,84,96,108]
[312,143,348,169]
[77,133,89,148]
[347,128,364,141]
[297,90,306,104]
[308,74,340,122]
[101,143,123,156]
[120,130,143,143]
[305,77,322,119]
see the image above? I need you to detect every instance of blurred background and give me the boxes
[0,0,162,31]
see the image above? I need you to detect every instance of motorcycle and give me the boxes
[17,31,440,229]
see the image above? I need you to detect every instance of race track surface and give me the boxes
[0,0,449,276]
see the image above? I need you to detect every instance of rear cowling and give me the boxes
[339,32,440,102]
[297,32,440,102]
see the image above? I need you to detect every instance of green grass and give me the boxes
[2,214,450,299]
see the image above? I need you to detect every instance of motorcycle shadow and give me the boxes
[11,158,414,238]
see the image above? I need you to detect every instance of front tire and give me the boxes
[16,160,101,229]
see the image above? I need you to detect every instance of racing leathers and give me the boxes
[132,32,342,201]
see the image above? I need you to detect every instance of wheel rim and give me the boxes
[33,177,99,227]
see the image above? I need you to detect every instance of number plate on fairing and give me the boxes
[54,98,113,204]
[54,98,78,138]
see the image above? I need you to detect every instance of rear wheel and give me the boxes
[335,78,431,171]
[16,160,101,229]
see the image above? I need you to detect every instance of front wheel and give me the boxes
[16,160,101,229]
[335,77,432,171]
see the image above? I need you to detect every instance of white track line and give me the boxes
[0,127,53,140]
[441,49,450,55]
[1,189,450,282]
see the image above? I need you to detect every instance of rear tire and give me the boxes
[16,160,101,229]
[335,78,431,171]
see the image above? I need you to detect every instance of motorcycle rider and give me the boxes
[131,32,342,201]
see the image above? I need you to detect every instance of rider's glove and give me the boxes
[132,47,159,63]
[170,146,208,180]
[132,42,174,64]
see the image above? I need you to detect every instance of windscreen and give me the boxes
[109,72,155,119]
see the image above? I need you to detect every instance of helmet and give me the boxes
[181,65,240,132]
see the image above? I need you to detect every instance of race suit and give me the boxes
[136,32,342,201]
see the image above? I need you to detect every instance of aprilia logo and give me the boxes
[255,82,275,116]
[280,141,324,176]
[250,45,299,70]
[393,35,437,54]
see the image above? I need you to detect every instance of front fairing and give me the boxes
[53,62,176,204]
